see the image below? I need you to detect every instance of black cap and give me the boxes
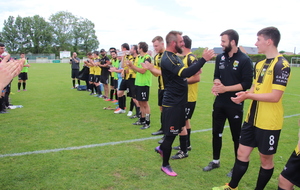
[100,49,105,53]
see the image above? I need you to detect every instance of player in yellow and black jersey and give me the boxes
[126,45,140,118]
[84,52,97,95]
[171,35,201,159]
[278,120,300,190]
[114,43,135,114]
[213,27,291,190]
[93,51,102,97]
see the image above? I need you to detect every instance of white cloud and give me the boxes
[1,0,300,53]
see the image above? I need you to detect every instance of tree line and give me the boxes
[0,11,99,57]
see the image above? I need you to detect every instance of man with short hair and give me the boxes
[17,53,30,91]
[213,26,291,190]
[155,30,214,176]
[144,36,165,136]
[204,29,253,177]
[85,52,97,95]
[114,43,134,114]
[108,51,122,102]
[70,52,80,89]
[99,49,111,99]
[107,47,118,102]
[171,35,201,159]
[126,45,139,117]
[128,42,152,130]
[93,51,102,97]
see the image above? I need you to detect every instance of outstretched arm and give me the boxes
[0,54,24,90]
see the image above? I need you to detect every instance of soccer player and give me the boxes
[93,51,102,97]
[99,49,111,99]
[213,26,291,190]
[126,45,139,118]
[85,52,96,95]
[172,35,202,159]
[69,52,80,89]
[114,43,134,114]
[17,53,30,92]
[127,42,152,130]
[107,47,118,102]
[155,30,214,176]
[143,36,165,137]
[204,29,253,176]
[278,120,300,190]
[107,50,119,102]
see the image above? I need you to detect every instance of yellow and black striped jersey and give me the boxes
[182,52,199,102]
[245,55,291,130]
[154,52,164,90]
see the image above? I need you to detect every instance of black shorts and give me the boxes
[136,86,150,101]
[100,74,109,84]
[185,101,196,120]
[239,122,281,155]
[162,105,185,136]
[110,77,114,86]
[127,78,136,98]
[280,150,300,187]
[71,69,79,79]
[18,72,28,80]
[89,74,94,82]
[94,75,101,83]
[158,89,165,106]
[119,79,128,91]
[113,80,118,89]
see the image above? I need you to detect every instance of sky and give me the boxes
[1,0,300,53]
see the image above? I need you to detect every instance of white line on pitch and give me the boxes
[0,114,299,158]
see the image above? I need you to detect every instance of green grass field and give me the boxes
[0,63,299,190]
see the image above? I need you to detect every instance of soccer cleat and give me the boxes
[127,111,133,117]
[212,183,238,190]
[23,89,27,91]
[114,108,126,114]
[171,150,188,159]
[161,165,177,177]
[105,99,112,101]
[226,169,233,177]
[158,136,165,144]
[151,130,163,135]
[112,100,118,103]
[129,115,138,119]
[203,161,220,171]
[17,90,20,92]
[140,124,150,130]
[155,146,163,157]
[132,120,145,125]
[89,93,94,95]
[173,145,192,151]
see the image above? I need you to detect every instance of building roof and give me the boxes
[213,46,258,55]
[213,47,223,54]
[239,46,258,54]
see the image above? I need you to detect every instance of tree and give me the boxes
[1,16,20,53]
[74,17,99,54]
[27,15,53,54]
[49,11,77,52]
